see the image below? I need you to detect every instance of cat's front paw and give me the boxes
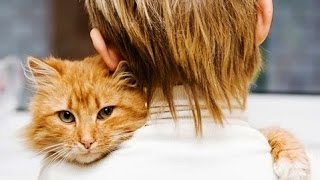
[273,157,310,180]
[260,127,311,180]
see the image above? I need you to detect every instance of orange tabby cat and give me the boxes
[24,55,147,164]
[24,56,310,179]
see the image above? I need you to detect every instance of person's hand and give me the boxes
[90,28,122,71]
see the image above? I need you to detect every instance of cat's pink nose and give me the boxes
[80,139,95,149]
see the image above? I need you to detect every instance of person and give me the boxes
[87,0,273,132]
[40,0,277,179]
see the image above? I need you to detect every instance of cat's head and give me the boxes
[24,56,148,164]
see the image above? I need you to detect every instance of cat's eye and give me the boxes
[97,106,114,120]
[58,111,75,123]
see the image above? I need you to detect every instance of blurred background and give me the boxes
[255,0,320,94]
[0,0,94,110]
[0,0,319,111]
[0,0,319,180]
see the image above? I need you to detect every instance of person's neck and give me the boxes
[149,85,247,124]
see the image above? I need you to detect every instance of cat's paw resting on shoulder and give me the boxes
[23,55,148,165]
[261,127,310,180]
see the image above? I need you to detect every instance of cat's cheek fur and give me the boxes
[25,116,74,152]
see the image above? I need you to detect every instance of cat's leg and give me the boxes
[260,127,310,180]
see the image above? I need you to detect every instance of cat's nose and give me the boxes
[80,139,95,149]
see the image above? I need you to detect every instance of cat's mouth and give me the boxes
[70,145,117,164]
[74,150,96,158]
[72,151,103,164]
[77,151,100,156]
[55,143,117,164]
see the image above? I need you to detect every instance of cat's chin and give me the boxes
[71,152,104,164]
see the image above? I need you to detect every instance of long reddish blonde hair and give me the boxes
[85,0,261,135]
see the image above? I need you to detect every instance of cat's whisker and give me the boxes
[43,148,68,171]
[34,147,63,158]
[96,132,133,150]
[110,135,132,141]
[35,143,64,156]
[43,150,61,163]
[42,148,66,165]
[56,149,72,167]
[35,147,61,156]
[92,144,115,155]
[42,154,61,172]
[61,149,74,165]
[107,122,147,129]
[106,136,128,143]
[100,144,119,155]
[110,132,134,139]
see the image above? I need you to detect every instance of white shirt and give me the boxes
[39,86,277,180]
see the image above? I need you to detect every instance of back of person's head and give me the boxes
[85,0,261,135]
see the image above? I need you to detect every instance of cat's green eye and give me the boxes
[58,111,75,123]
[97,106,114,120]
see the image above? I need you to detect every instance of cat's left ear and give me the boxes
[26,56,60,86]
[112,61,138,88]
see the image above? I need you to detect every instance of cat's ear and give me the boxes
[26,56,60,86]
[112,61,138,88]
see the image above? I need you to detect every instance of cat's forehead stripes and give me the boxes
[67,87,101,117]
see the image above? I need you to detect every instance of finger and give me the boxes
[90,28,121,71]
